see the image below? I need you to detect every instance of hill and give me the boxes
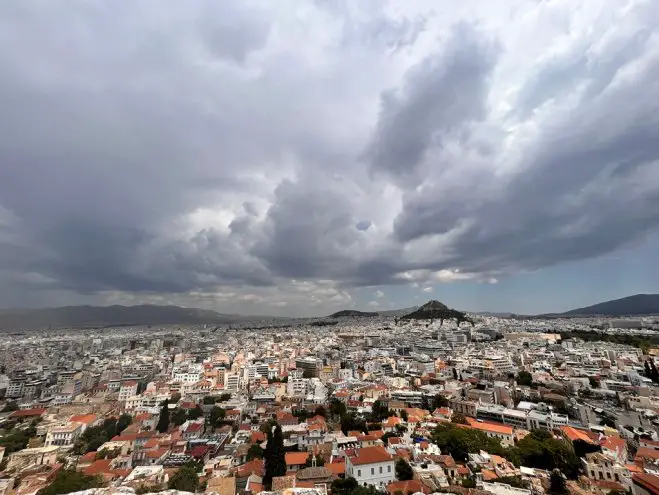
[559,294,659,316]
[328,309,379,318]
[0,304,253,330]
[400,300,474,326]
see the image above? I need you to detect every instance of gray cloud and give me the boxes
[365,23,498,185]
[1,0,659,314]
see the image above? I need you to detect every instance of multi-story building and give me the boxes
[118,381,139,402]
[295,357,322,378]
[346,446,396,489]
[224,373,240,392]
[45,423,83,449]
[6,379,25,399]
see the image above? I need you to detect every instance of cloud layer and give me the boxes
[1,0,659,315]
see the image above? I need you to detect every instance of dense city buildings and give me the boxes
[1,308,659,494]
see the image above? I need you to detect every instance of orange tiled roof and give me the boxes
[561,426,596,445]
[285,452,309,466]
[70,414,98,425]
[387,479,431,494]
[326,462,345,475]
[349,446,393,466]
[10,408,47,418]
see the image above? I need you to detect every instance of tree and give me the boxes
[453,368,459,380]
[116,413,132,434]
[451,412,467,424]
[247,444,264,460]
[517,371,533,387]
[264,424,286,488]
[187,405,203,420]
[170,392,181,403]
[432,423,508,462]
[332,477,359,495]
[340,413,367,435]
[371,400,392,422]
[395,458,413,481]
[209,406,226,427]
[462,478,476,488]
[168,465,199,492]
[37,469,104,495]
[651,360,659,383]
[549,469,567,494]
[600,416,616,428]
[0,428,32,454]
[314,405,327,418]
[432,394,449,409]
[329,399,347,418]
[588,377,600,389]
[513,430,579,478]
[101,418,118,439]
[156,399,170,433]
[1,401,18,413]
[645,361,652,379]
[203,396,217,405]
[171,408,187,426]
[219,392,232,402]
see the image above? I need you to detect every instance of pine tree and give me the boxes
[645,361,652,378]
[156,399,170,433]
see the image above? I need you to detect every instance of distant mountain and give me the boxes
[0,304,255,330]
[558,294,659,317]
[400,300,474,326]
[379,306,417,317]
[328,309,379,318]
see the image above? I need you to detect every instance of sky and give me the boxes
[1,0,659,317]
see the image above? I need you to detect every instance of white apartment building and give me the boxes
[45,423,83,449]
[118,381,138,402]
[173,371,203,383]
[224,373,240,392]
[346,446,396,489]
[6,380,25,399]
[339,368,353,381]
[288,376,308,397]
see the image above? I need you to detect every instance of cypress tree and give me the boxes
[156,399,170,433]
[272,425,286,477]
[263,425,274,488]
[651,360,659,383]
[264,423,286,488]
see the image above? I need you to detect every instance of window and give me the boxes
[388,465,391,472]
[358,470,361,477]
[371,468,375,475]
[379,466,382,474]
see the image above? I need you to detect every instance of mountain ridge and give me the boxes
[555,293,659,316]
[328,309,379,318]
[0,304,255,330]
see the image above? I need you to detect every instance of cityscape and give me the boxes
[3,1,659,495]
[3,299,659,495]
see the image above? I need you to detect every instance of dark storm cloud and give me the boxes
[365,24,498,184]
[392,3,659,276]
[1,0,659,311]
